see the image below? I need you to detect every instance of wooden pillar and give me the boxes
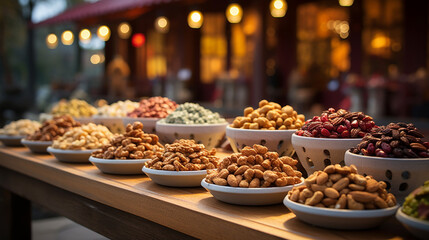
[0,188,31,240]
[349,0,363,74]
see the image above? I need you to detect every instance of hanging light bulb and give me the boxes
[187,10,203,29]
[61,30,74,45]
[226,3,243,23]
[79,29,91,43]
[155,16,170,33]
[118,22,132,39]
[339,0,354,7]
[46,33,58,49]
[270,0,287,18]
[97,25,111,41]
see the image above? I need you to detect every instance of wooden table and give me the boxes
[0,146,414,240]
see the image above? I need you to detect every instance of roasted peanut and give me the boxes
[324,188,340,199]
[316,172,329,185]
[305,191,324,206]
[366,179,379,192]
[332,177,350,191]
[348,191,377,203]
[347,195,364,210]
[335,194,347,209]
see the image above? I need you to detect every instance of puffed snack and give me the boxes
[52,123,113,150]
[0,119,41,136]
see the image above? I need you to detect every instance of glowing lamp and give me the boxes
[97,25,111,41]
[226,3,243,23]
[339,0,354,7]
[61,30,74,45]
[79,29,91,43]
[270,0,287,18]
[118,22,132,39]
[132,33,145,48]
[46,33,58,49]
[155,16,170,33]
[188,11,203,29]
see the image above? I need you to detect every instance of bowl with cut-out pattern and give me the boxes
[292,134,362,176]
[345,150,429,202]
[226,126,296,157]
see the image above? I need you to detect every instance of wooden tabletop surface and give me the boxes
[0,145,415,240]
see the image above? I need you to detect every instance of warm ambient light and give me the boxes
[371,33,391,49]
[339,0,354,7]
[90,54,101,64]
[270,0,287,18]
[132,33,145,48]
[118,22,132,39]
[226,3,243,23]
[188,11,203,29]
[97,25,111,41]
[61,30,74,45]
[79,29,91,43]
[46,33,58,49]
[155,16,169,33]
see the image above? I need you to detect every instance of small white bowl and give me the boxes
[21,139,53,154]
[0,135,25,146]
[142,166,207,187]
[396,207,429,239]
[122,117,159,133]
[292,134,362,175]
[89,156,149,175]
[155,122,228,150]
[345,150,429,202]
[47,147,97,163]
[283,195,399,229]
[92,116,125,133]
[226,126,296,156]
[201,178,304,205]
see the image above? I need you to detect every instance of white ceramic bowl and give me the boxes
[155,122,228,150]
[226,126,296,156]
[21,139,53,154]
[396,207,429,239]
[292,134,362,175]
[142,167,207,187]
[201,178,304,205]
[122,117,159,134]
[89,156,149,175]
[47,147,97,163]
[92,116,125,133]
[283,195,399,229]
[0,135,25,146]
[345,150,429,202]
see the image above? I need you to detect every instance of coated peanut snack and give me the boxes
[296,108,376,138]
[127,97,178,118]
[231,100,305,130]
[288,164,397,210]
[51,123,113,150]
[205,144,302,188]
[51,99,98,117]
[96,100,139,117]
[161,103,226,124]
[0,119,41,136]
[26,115,81,141]
[91,122,164,159]
[145,139,219,171]
[351,122,429,158]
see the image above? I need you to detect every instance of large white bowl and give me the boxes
[292,134,362,175]
[283,195,399,229]
[345,150,429,202]
[47,147,97,163]
[89,156,149,175]
[226,126,296,156]
[21,139,53,154]
[396,207,429,239]
[122,117,159,134]
[0,135,25,146]
[92,116,125,133]
[142,166,207,187]
[155,122,228,150]
[201,178,304,205]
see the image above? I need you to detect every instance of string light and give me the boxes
[97,25,111,41]
[46,33,58,49]
[270,0,287,18]
[339,0,354,7]
[155,16,170,33]
[61,30,74,45]
[188,11,203,29]
[226,3,243,23]
[132,33,146,47]
[118,22,132,39]
[79,29,91,43]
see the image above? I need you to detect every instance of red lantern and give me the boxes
[132,33,145,47]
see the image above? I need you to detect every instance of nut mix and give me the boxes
[296,108,376,138]
[127,97,178,118]
[26,115,81,141]
[91,122,164,159]
[350,122,429,158]
[51,99,98,117]
[51,123,113,150]
[205,144,302,188]
[145,139,219,171]
[96,100,139,117]
[231,100,305,130]
[162,102,226,124]
[288,164,397,210]
[0,119,41,136]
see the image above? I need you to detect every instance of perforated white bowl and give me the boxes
[292,134,361,175]
[226,126,296,156]
[345,150,429,202]
[156,122,228,150]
